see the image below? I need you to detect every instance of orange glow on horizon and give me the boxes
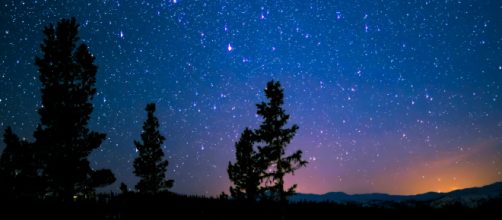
[287,139,502,195]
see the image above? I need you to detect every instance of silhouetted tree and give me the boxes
[227,128,263,201]
[133,103,174,194]
[120,182,129,194]
[33,17,115,201]
[219,191,229,200]
[0,127,40,199]
[255,81,308,202]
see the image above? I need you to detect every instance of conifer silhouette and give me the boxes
[133,103,174,194]
[33,17,115,201]
[255,81,307,202]
[120,182,129,194]
[228,80,307,203]
[0,127,40,199]
[227,128,263,201]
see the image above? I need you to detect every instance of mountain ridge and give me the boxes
[290,182,502,207]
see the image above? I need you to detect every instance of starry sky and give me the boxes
[1,0,502,196]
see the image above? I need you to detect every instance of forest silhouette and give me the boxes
[0,17,499,219]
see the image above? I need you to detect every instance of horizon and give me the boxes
[292,181,502,197]
[1,0,501,197]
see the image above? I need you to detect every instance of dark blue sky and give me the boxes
[1,0,501,196]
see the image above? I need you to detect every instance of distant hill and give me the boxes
[290,182,502,208]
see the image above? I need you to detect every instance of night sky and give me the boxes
[1,0,501,196]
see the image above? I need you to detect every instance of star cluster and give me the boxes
[1,0,501,196]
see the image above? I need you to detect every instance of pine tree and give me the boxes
[120,182,129,194]
[227,128,263,201]
[133,103,174,194]
[255,81,308,202]
[0,127,40,199]
[33,17,115,201]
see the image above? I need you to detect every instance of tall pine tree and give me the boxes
[133,103,174,194]
[255,81,307,202]
[227,128,263,201]
[33,17,115,201]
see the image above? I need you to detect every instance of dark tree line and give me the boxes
[0,18,173,201]
[228,81,308,203]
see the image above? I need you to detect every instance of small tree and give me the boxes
[255,81,308,202]
[119,182,129,194]
[133,103,174,194]
[227,128,263,201]
[0,127,40,199]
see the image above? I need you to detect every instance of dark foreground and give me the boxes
[2,193,499,219]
